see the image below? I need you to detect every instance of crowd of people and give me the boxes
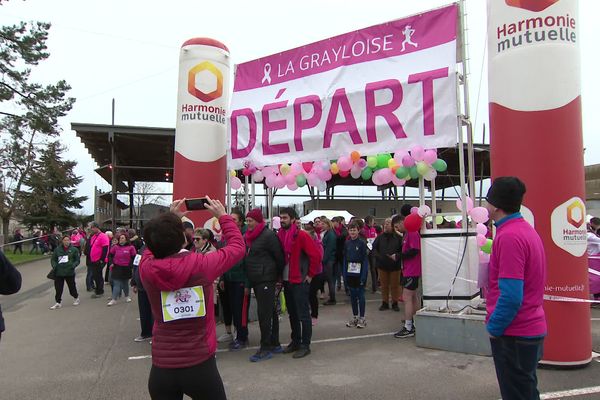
[2,177,599,399]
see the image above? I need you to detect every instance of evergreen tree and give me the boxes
[0,1,75,235]
[20,142,87,231]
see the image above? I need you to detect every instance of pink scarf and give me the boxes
[277,222,298,263]
[334,225,344,237]
[244,222,265,249]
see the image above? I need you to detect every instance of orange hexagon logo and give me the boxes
[566,199,584,228]
[187,61,223,103]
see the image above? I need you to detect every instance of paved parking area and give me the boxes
[1,259,599,400]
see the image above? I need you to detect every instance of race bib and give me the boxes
[58,255,69,264]
[367,238,375,251]
[347,262,361,274]
[133,254,142,266]
[161,286,206,322]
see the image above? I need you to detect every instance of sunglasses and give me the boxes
[193,237,203,242]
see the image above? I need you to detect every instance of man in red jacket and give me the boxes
[277,207,322,359]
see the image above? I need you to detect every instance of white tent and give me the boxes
[300,210,354,223]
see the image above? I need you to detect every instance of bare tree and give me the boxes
[134,181,165,218]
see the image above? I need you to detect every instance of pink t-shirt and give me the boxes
[402,231,421,277]
[486,218,547,337]
[89,232,110,263]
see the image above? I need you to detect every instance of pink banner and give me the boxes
[234,4,457,92]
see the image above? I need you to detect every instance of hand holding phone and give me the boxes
[184,197,210,211]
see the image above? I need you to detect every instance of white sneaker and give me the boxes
[107,299,117,306]
[126,297,132,303]
[50,303,62,310]
[73,298,80,306]
[217,332,234,343]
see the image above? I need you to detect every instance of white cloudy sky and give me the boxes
[1,0,598,214]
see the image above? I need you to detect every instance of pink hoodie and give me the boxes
[139,215,244,369]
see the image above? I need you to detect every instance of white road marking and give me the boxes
[128,331,396,360]
[538,386,600,399]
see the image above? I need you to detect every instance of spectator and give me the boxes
[129,229,144,252]
[193,229,216,254]
[303,223,324,325]
[321,218,338,306]
[49,235,80,310]
[244,208,285,362]
[87,222,110,299]
[343,222,369,329]
[12,229,24,254]
[139,197,244,399]
[372,218,403,312]
[131,244,153,343]
[277,207,322,359]
[29,231,40,254]
[0,250,22,342]
[361,215,378,293]
[332,216,348,293]
[70,229,83,254]
[484,177,547,400]
[107,233,137,306]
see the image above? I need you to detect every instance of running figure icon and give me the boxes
[401,25,418,52]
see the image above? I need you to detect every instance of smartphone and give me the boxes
[185,197,209,211]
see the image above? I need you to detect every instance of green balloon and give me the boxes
[361,167,373,180]
[395,166,409,179]
[416,161,429,176]
[409,166,419,179]
[296,174,307,187]
[366,156,378,169]
[432,159,448,172]
[481,239,493,254]
[435,216,444,225]
[377,154,391,169]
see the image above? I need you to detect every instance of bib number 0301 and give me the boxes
[161,286,206,322]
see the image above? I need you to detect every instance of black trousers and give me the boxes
[225,281,249,342]
[284,281,312,347]
[90,262,105,295]
[148,356,226,400]
[137,289,154,338]
[252,281,279,351]
[309,273,324,318]
[13,244,22,254]
[54,275,78,303]
[322,261,336,302]
[217,285,232,326]
[490,336,544,400]
[368,252,378,292]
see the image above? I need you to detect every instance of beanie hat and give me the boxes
[486,176,526,214]
[246,208,264,223]
[400,204,413,217]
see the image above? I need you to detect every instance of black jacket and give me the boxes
[372,232,403,271]
[334,227,348,263]
[0,251,22,334]
[245,228,285,284]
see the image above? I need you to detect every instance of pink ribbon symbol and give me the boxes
[261,63,272,85]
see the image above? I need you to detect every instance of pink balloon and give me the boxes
[262,166,275,176]
[350,165,362,179]
[401,154,415,167]
[380,168,393,184]
[272,216,281,230]
[476,233,487,247]
[337,156,352,171]
[231,176,242,190]
[372,169,384,186]
[394,150,409,164]
[411,145,425,161]
[456,197,474,212]
[291,162,303,174]
[410,206,419,215]
[252,170,264,182]
[316,167,330,180]
[265,174,276,188]
[423,149,438,164]
[391,176,406,187]
[357,159,367,169]
[479,252,490,264]
[285,174,296,185]
[418,205,431,217]
[470,207,489,224]
[306,173,318,187]
[318,160,330,170]
[287,183,298,191]
[476,223,488,236]
[275,175,286,188]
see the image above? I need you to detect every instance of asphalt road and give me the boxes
[1,258,599,400]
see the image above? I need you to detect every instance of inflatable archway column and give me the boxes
[487,0,591,366]
[174,38,230,233]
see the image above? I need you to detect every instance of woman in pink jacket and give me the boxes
[139,197,244,400]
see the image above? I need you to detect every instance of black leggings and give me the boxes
[148,356,226,400]
[54,275,78,303]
